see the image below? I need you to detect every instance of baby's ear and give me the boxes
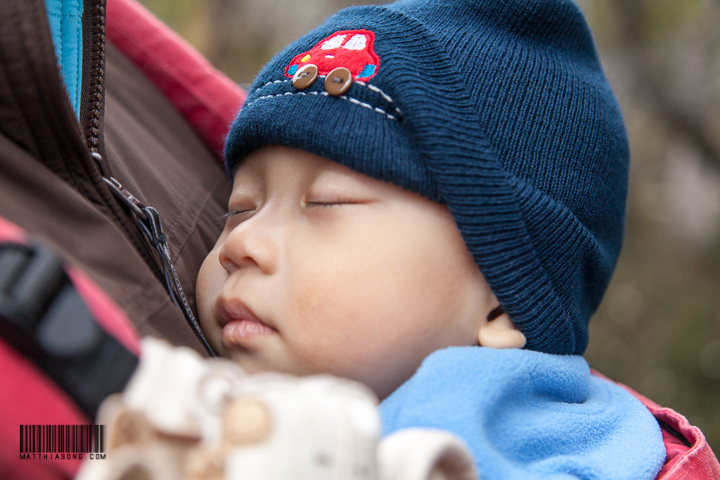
[477,307,527,349]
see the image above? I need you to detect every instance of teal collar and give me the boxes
[45,0,84,118]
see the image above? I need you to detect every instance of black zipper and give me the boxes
[80,0,106,160]
[83,0,105,157]
[79,0,159,272]
[77,0,216,356]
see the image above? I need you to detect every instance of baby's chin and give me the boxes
[221,350,399,401]
[224,349,310,378]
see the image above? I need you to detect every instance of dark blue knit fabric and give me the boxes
[224,0,629,355]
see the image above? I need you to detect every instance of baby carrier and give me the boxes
[0,0,717,478]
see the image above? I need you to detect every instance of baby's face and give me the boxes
[196,146,496,399]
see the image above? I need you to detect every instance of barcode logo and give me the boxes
[19,425,105,454]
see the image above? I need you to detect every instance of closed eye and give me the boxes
[219,209,255,222]
[304,201,357,208]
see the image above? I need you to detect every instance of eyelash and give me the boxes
[219,209,253,222]
[304,201,353,208]
[219,201,354,223]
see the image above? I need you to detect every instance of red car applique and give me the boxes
[286,29,380,81]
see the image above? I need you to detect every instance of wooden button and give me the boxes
[292,64,318,90]
[324,67,353,96]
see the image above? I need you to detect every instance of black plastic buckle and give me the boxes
[0,241,138,418]
[0,242,66,346]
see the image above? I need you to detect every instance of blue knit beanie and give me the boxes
[224,0,629,355]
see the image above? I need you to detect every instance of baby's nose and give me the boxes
[217,215,281,275]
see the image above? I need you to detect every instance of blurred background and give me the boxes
[137,0,720,450]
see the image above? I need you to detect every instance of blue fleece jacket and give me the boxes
[380,347,666,480]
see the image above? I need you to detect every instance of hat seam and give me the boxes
[246,90,400,122]
[252,77,399,111]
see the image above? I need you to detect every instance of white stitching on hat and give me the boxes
[343,96,398,120]
[258,79,290,88]
[255,77,398,110]
[354,81,393,104]
[248,92,398,121]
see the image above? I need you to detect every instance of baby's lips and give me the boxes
[215,297,275,330]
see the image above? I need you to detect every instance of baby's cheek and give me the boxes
[288,267,377,350]
[291,271,361,341]
[196,254,223,327]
